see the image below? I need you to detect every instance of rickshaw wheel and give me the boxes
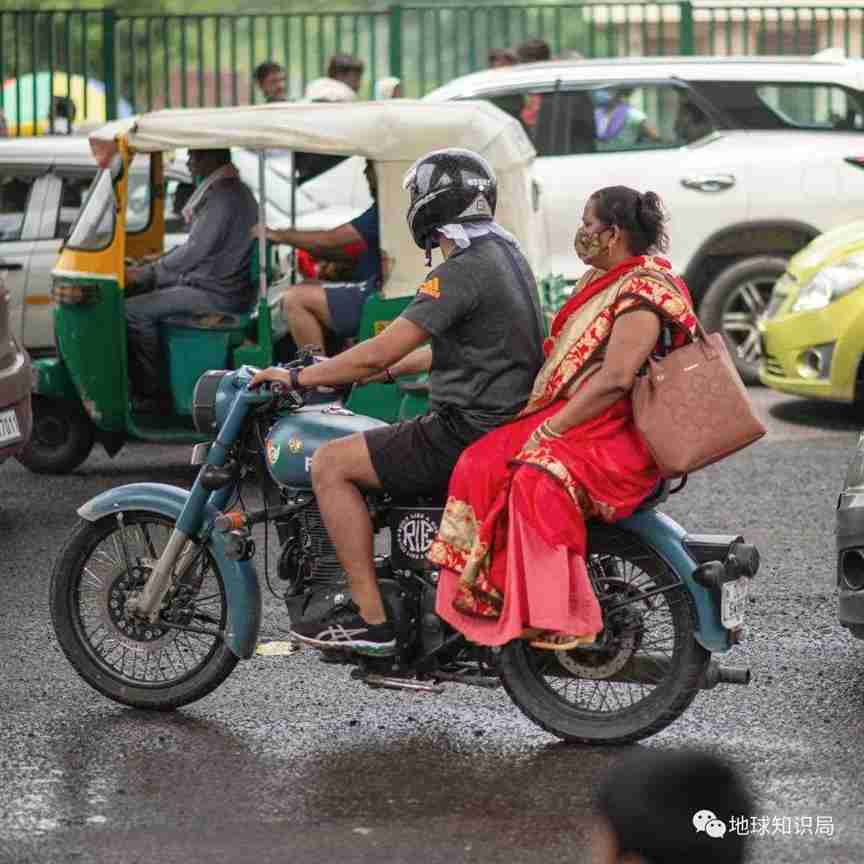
[16,395,95,474]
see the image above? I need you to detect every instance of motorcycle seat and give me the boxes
[638,479,671,510]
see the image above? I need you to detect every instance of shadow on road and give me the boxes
[769,398,862,432]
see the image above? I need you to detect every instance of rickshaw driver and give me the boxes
[253,160,381,355]
[250,148,545,656]
[124,148,259,410]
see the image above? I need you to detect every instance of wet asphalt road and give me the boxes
[2,388,864,864]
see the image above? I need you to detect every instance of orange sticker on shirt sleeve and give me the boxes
[418,277,441,299]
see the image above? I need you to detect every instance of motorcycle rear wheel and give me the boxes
[498,525,709,744]
[51,512,239,710]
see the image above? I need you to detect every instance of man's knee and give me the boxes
[311,435,378,491]
[282,283,324,315]
[310,441,350,495]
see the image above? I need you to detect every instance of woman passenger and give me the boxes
[430,186,697,649]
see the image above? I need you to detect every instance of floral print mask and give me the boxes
[574,226,611,263]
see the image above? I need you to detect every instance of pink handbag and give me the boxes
[631,318,766,479]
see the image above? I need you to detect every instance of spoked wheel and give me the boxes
[499,526,709,744]
[51,511,238,710]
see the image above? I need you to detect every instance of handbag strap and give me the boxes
[623,267,716,360]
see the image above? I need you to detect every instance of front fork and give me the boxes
[125,382,257,622]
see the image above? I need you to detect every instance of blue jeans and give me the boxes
[125,285,245,396]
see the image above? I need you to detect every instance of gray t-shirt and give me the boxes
[401,234,545,434]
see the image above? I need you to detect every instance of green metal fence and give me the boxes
[2,3,863,136]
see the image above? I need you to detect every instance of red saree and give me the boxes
[430,256,696,646]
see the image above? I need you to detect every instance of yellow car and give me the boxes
[759,221,864,403]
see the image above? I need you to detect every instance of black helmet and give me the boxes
[403,148,498,251]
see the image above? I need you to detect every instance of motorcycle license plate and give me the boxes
[0,408,21,445]
[721,577,749,630]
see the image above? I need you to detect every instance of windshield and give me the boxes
[65,156,121,252]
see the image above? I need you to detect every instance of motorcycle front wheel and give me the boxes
[51,512,239,710]
[499,526,709,745]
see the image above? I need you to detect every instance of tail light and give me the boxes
[845,157,864,170]
[51,279,101,305]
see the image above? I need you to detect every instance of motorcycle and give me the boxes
[50,359,759,744]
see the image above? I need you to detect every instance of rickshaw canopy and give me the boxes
[89,100,545,298]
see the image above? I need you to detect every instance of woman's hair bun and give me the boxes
[592,186,669,254]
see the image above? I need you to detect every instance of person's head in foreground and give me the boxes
[593,749,754,864]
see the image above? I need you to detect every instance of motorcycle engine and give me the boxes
[277,499,344,595]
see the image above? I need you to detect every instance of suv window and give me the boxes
[689,81,864,132]
[0,175,33,241]
[475,84,713,157]
[757,83,864,131]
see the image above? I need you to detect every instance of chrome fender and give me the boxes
[78,482,261,659]
[618,509,731,653]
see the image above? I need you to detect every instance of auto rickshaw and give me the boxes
[18,100,545,474]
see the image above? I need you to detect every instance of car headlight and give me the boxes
[792,255,864,312]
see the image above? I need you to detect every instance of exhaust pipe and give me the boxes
[362,674,444,694]
[701,661,751,689]
[545,655,750,689]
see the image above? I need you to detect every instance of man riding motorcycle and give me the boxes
[250,148,546,656]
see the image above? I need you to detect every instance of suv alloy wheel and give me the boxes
[699,256,789,385]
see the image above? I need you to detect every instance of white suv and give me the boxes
[429,56,864,382]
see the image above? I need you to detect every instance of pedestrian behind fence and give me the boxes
[304,53,364,102]
[488,47,518,68]
[514,38,552,134]
[374,77,402,99]
[255,61,287,103]
[516,37,551,63]
[592,749,755,864]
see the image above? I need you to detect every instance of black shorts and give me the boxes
[364,410,482,502]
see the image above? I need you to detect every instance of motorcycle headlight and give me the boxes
[192,370,231,434]
[792,255,864,312]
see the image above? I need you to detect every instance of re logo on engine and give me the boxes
[396,512,438,560]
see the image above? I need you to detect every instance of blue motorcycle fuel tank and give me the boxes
[264,403,389,487]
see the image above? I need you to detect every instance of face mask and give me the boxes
[574,226,611,263]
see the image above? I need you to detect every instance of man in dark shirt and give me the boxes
[250,149,544,656]
[254,160,381,354]
[125,149,258,406]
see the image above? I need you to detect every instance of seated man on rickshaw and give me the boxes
[254,160,381,356]
[125,148,259,411]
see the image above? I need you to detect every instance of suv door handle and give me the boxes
[681,174,736,193]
